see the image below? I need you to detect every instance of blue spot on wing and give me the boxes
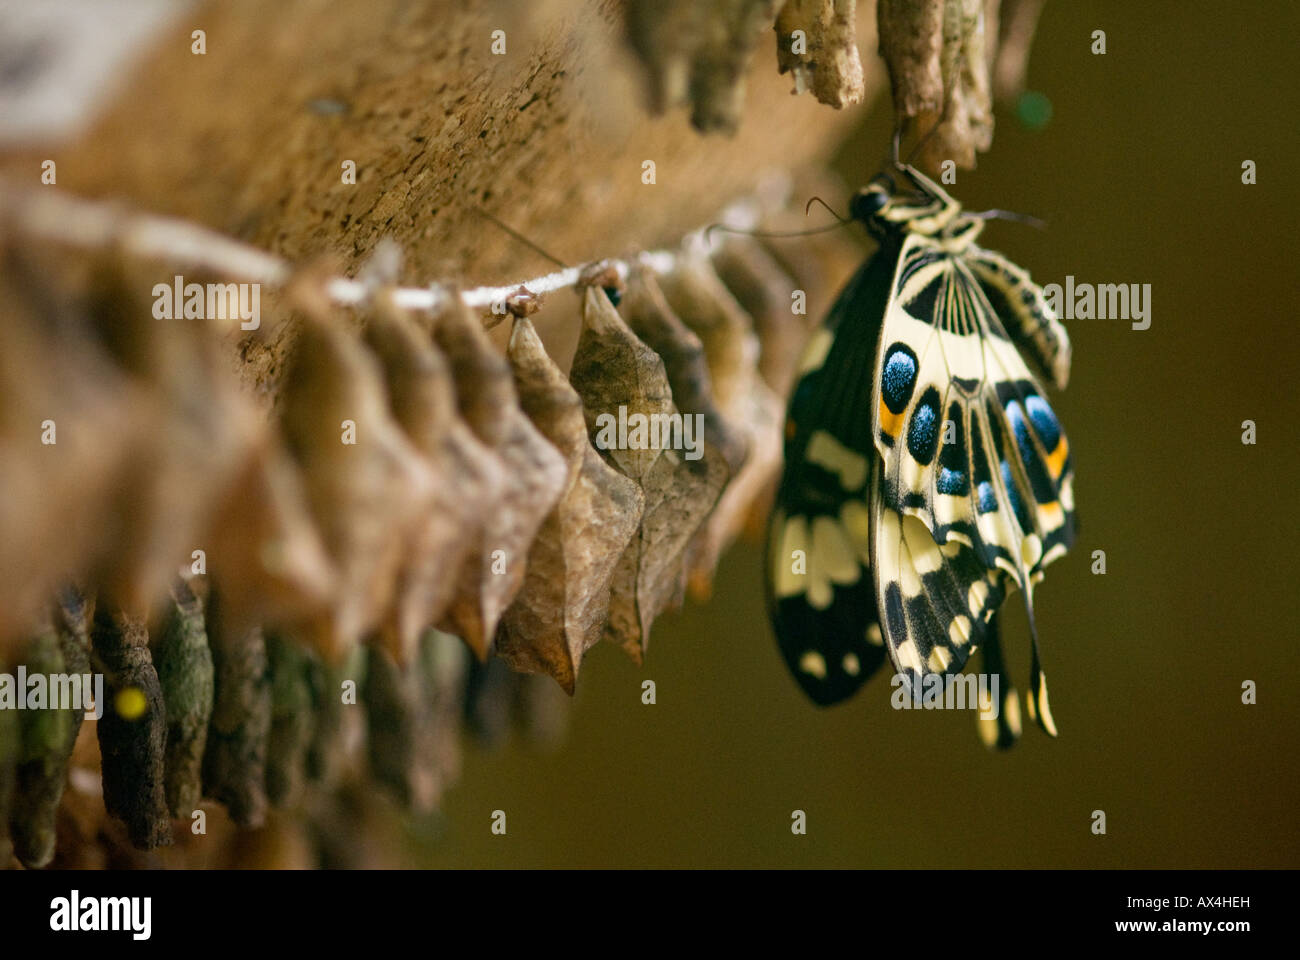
[906,387,941,464]
[1007,401,1034,462]
[971,417,996,513]
[1026,394,1062,451]
[936,401,968,495]
[881,344,918,414]
[1000,460,1035,534]
[1006,398,1057,503]
[938,468,969,496]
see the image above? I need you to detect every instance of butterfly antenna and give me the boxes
[704,195,852,243]
[703,219,852,244]
[474,207,569,268]
[804,196,852,223]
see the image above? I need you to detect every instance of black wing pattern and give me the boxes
[766,241,902,705]
[868,233,1075,735]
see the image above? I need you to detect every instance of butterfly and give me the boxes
[766,161,1075,747]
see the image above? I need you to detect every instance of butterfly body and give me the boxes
[767,165,1074,746]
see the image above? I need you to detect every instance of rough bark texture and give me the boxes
[0,1,880,393]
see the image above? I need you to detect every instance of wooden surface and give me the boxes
[0,0,883,287]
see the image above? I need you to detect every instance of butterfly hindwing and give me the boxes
[869,234,1074,704]
[966,245,1072,390]
[975,612,1022,749]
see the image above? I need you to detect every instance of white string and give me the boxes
[0,178,795,329]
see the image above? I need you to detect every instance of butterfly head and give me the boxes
[851,166,965,240]
[849,175,894,225]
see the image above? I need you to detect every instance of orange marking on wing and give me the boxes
[1046,436,1070,478]
[879,399,904,439]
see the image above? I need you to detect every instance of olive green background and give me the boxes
[422,1,1300,867]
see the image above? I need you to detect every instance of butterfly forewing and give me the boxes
[766,246,898,704]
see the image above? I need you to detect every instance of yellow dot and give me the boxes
[115,686,147,720]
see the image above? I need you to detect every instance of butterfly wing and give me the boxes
[868,233,1075,730]
[766,243,900,704]
[965,245,1072,391]
[975,612,1023,749]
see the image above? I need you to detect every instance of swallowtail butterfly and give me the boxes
[767,161,1075,747]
